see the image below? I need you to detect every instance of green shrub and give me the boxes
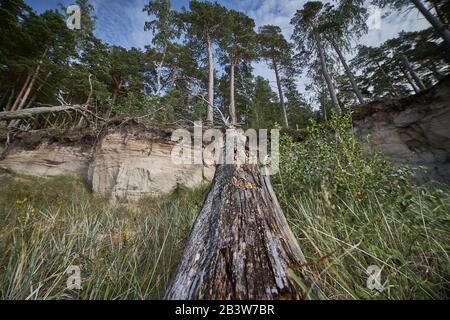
[275,112,414,205]
[274,113,450,299]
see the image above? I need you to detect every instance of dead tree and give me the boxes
[0,104,105,130]
[0,105,85,121]
[165,163,315,300]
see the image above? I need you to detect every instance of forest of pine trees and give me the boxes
[0,0,449,130]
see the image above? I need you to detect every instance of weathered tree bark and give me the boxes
[272,59,289,128]
[229,56,237,125]
[411,0,450,49]
[165,163,314,300]
[314,32,341,115]
[205,26,215,126]
[329,38,365,104]
[0,105,86,121]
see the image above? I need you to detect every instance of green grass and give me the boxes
[0,147,449,300]
[273,114,450,300]
[0,171,207,299]
[280,186,450,300]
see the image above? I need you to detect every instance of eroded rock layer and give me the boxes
[353,76,450,184]
[0,121,214,201]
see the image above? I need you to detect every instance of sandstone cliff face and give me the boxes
[353,76,450,184]
[87,124,214,201]
[1,78,449,200]
[0,122,214,201]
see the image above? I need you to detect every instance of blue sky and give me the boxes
[25,0,431,94]
[25,0,258,49]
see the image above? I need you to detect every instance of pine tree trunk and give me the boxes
[10,74,32,111]
[273,59,289,127]
[329,39,365,104]
[24,96,36,111]
[36,71,52,95]
[16,47,48,111]
[206,27,214,125]
[5,88,15,111]
[173,67,178,86]
[411,0,450,48]
[402,68,420,93]
[314,33,341,115]
[230,56,237,125]
[165,163,314,300]
[427,60,444,80]
[111,90,119,106]
[156,64,162,97]
[111,79,122,105]
[376,62,402,97]
[156,48,167,97]
[401,54,426,91]
[20,71,52,112]
[322,104,328,121]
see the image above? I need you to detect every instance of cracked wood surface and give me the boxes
[165,164,312,300]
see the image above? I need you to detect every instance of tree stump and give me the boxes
[165,163,314,300]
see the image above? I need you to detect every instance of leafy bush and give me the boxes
[274,113,450,299]
[275,112,414,204]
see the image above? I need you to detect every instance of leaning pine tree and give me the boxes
[320,0,368,104]
[291,1,342,115]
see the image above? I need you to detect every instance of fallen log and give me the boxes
[165,163,315,300]
[0,105,86,121]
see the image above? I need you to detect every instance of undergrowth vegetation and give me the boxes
[0,173,207,299]
[274,114,450,299]
[0,114,448,300]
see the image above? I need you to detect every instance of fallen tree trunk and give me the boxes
[165,163,315,300]
[0,105,88,121]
